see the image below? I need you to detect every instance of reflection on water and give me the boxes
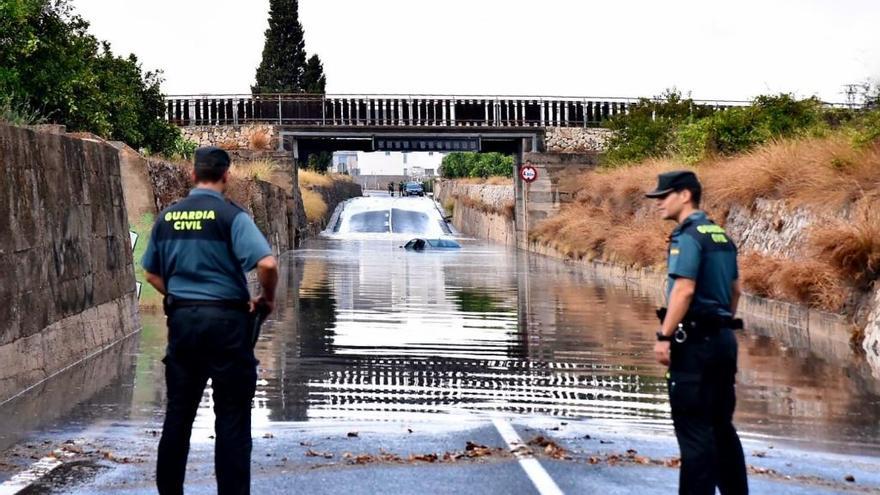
[254,239,880,453]
[3,237,880,456]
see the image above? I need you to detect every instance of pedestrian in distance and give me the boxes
[646,171,748,495]
[142,146,279,495]
[388,181,395,197]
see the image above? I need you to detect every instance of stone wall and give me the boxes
[304,180,364,237]
[543,127,613,153]
[143,159,295,254]
[180,124,278,151]
[0,125,140,403]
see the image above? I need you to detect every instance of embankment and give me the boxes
[435,180,515,245]
[440,165,880,377]
[0,124,140,403]
[143,159,295,254]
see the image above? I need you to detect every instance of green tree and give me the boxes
[0,0,180,153]
[306,151,331,172]
[253,0,308,93]
[302,54,326,93]
[440,152,514,178]
[603,89,713,165]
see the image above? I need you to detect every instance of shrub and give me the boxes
[603,89,713,165]
[231,159,278,181]
[298,169,332,188]
[306,151,332,172]
[165,135,198,160]
[440,152,514,178]
[300,187,327,222]
[249,129,271,150]
[810,204,880,288]
[0,96,46,125]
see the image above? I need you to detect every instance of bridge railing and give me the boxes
[164,93,756,128]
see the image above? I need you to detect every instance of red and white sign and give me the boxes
[519,165,538,183]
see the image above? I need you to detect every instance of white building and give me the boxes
[349,151,443,178]
[332,151,358,174]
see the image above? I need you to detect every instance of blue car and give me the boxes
[405,182,424,196]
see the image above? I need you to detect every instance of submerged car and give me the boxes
[403,238,461,251]
[405,182,424,196]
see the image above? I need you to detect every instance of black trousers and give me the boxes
[668,327,748,495]
[157,306,257,495]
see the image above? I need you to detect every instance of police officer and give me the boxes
[142,146,279,495]
[646,171,748,495]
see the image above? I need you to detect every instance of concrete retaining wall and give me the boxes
[0,125,140,403]
[435,181,515,245]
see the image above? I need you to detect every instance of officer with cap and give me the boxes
[142,146,279,495]
[646,170,748,494]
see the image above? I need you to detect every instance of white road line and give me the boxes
[0,449,72,495]
[491,417,565,495]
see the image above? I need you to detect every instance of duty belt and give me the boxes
[163,295,250,315]
[656,307,744,344]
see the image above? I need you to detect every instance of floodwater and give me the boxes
[3,197,880,460]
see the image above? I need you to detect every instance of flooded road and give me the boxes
[253,238,880,452]
[3,197,880,493]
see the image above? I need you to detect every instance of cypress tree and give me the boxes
[252,0,307,93]
[302,54,327,94]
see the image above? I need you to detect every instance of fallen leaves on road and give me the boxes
[305,449,333,459]
[527,436,570,460]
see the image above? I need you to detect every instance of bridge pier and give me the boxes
[514,152,599,250]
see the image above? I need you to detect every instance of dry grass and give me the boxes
[300,187,327,223]
[810,199,880,287]
[452,194,515,219]
[218,139,240,150]
[454,176,514,186]
[701,135,880,210]
[529,132,880,313]
[248,130,271,150]
[230,159,279,182]
[330,173,354,183]
[739,252,846,312]
[298,169,333,188]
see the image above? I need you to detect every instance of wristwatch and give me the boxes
[656,331,673,342]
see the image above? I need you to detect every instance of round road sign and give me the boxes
[520,165,538,183]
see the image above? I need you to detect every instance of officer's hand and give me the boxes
[251,297,275,315]
[654,341,671,366]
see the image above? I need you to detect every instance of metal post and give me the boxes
[277,95,282,125]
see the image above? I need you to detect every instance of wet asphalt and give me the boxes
[5,415,878,494]
[4,194,880,493]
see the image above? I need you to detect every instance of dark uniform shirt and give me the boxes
[141,188,273,301]
[666,211,738,318]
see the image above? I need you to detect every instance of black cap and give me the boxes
[194,146,231,172]
[645,170,701,198]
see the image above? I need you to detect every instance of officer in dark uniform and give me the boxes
[142,146,279,495]
[646,171,748,495]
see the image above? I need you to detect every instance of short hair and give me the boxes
[194,165,227,183]
[680,185,702,207]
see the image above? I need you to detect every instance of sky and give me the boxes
[73,0,880,103]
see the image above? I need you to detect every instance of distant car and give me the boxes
[403,238,461,251]
[404,182,424,197]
